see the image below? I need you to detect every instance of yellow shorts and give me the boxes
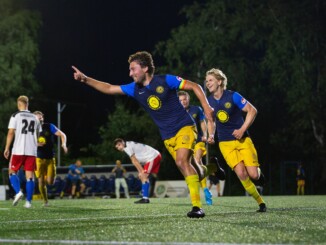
[194,142,206,156]
[297,180,305,186]
[35,158,56,179]
[219,137,259,170]
[164,125,197,160]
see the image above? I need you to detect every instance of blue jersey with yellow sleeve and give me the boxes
[37,123,58,159]
[188,105,205,143]
[207,90,249,141]
[121,75,195,140]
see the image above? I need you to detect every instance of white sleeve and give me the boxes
[8,116,16,129]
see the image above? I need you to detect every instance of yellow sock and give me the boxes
[200,178,207,189]
[38,183,48,203]
[185,175,201,208]
[241,177,264,205]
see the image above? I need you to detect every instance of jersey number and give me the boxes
[21,119,35,135]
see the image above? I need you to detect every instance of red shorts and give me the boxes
[9,155,36,172]
[144,154,161,174]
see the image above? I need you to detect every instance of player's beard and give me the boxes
[134,73,146,85]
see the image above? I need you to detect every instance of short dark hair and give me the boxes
[128,51,155,76]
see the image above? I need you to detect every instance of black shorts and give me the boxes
[209,174,220,185]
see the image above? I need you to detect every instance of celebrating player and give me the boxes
[205,68,266,212]
[72,51,221,218]
[178,91,224,205]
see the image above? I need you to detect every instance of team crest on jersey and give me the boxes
[192,114,197,119]
[241,98,247,104]
[217,110,229,123]
[156,86,164,94]
[224,102,231,109]
[147,95,162,110]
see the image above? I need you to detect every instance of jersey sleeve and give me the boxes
[120,82,136,97]
[233,92,248,110]
[49,123,59,134]
[198,106,205,121]
[8,116,16,129]
[165,74,187,90]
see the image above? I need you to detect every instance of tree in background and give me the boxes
[0,0,41,145]
[155,0,326,193]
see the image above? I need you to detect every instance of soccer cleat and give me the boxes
[257,203,267,212]
[210,157,226,181]
[187,206,205,218]
[12,191,24,206]
[23,201,32,209]
[134,198,150,204]
[204,188,213,205]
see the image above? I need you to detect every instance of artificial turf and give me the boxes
[0,195,325,244]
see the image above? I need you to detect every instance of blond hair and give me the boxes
[17,95,29,104]
[206,68,228,90]
[177,91,190,98]
[33,111,44,116]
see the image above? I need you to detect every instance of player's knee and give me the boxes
[249,172,259,180]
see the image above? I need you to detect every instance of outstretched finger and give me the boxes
[71,65,80,73]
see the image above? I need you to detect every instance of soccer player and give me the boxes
[114,138,161,204]
[208,173,221,197]
[296,162,305,195]
[72,51,221,218]
[112,160,130,199]
[33,111,68,206]
[205,68,267,212]
[178,91,219,205]
[4,95,42,208]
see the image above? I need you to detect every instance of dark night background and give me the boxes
[1,0,325,195]
[27,0,192,155]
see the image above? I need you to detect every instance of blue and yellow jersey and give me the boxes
[187,105,205,143]
[121,74,195,140]
[37,123,59,159]
[208,90,249,141]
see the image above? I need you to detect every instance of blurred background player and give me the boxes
[297,162,306,195]
[208,173,221,197]
[206,68,266,212]
[112,160,130,199]
[4,95,42,208]
[34,111,68,206]
[60,159,86,198]
[114,138,161,204]
[178,91,215,205]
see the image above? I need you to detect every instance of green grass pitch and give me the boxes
[0,195,325,244]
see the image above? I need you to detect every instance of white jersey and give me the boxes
[8,110,41,156]
[124,141,160,164]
